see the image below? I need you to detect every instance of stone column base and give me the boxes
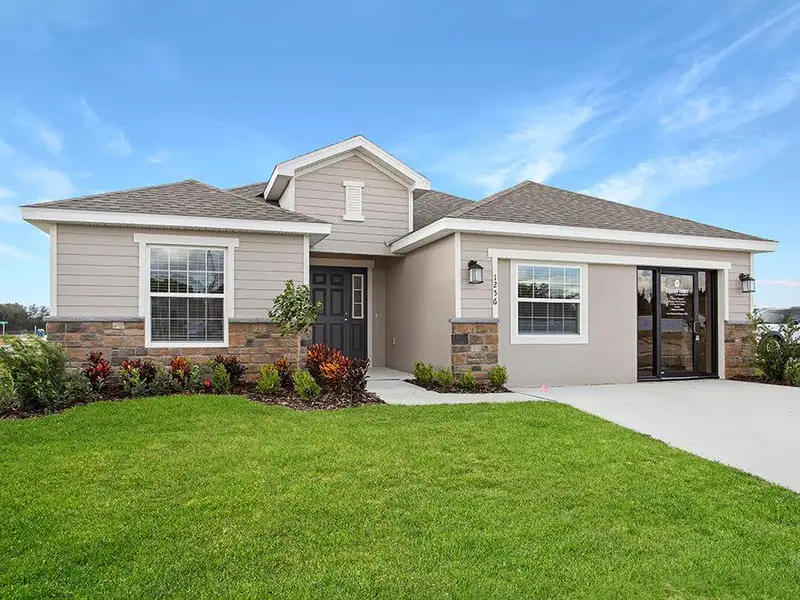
[724,321,754,378]
[450,318,499,380]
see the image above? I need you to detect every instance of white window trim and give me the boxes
[510,260,589,345]
[134,233,239,349]
[342,180,365,222]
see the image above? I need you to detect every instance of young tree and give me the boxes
[267,280,322,368]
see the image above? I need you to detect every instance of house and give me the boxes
[20,136,777,386]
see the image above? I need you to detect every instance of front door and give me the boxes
[309,267,367,359]
[637,268,717,379]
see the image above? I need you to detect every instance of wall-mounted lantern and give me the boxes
[739,273,756,294]
[468,260,484,284]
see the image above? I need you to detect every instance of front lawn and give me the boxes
[1,396,798,598]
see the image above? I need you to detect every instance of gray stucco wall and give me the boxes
[497,260,637,386]
[293,154,410,255]
[55,224,304,319]
[385,235,455,372]
[460,234,752,321]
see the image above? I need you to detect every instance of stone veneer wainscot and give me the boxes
[450,318,499,379]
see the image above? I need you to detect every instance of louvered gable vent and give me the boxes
[342,180,365,221]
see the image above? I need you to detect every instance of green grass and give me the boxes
[1,396,798,599]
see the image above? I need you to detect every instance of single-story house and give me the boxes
[20,136,776,385]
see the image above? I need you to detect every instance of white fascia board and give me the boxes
[487,248,733,271]
[390,217,778,254]
[264,135,431,199]
[21,207,332,236]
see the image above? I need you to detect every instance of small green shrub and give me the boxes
[149,364,176,396]
[785,360,800,387]
[119,363,148,398]
[257,364,282,396]
[0,336,69,411]
[413,361,435,386]
[433,367,456,389]
[293,370,321,402]
[211,363,231,394]
[0,363,18,413]
[488,365,508,389]
[459,371,477,391]
[63,370,93,405]
[212,355,247,387]
[748,312,800,383]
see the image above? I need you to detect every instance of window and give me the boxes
[342,180,364,221]
[149,246,227,345]
[352,273,364,319]
[511,262,588,344]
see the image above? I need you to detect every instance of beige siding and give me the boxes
[55,224,303,319]
[460,234,752,321]
[371,265,387,367]
[294,154,409,255]
[385,235,455,371]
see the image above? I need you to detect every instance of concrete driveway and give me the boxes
[525,380,800,493]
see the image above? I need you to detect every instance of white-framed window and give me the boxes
[511,261,589,344]
[352,273,364,319]
[134,234,238,349]
[342,180,365,221]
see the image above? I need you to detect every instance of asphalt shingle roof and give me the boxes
[413,189,474,229]
[25,179,325,224]
[440,181,769,241]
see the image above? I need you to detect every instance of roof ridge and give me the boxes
[21,178,198,208]
[446,180,534,219]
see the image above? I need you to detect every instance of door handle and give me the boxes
[692,321,699,334]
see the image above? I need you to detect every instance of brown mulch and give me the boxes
[728,374,798,388]
[405,379,511,394]
[242,383,384,411]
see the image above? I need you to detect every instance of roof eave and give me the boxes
[390,217,778,255]
[20,206,332,236]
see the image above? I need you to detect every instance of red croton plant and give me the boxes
[83,351,112,392]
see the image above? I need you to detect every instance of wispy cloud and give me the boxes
[0,187,18,222]
[761,279,800,288]
[145,148,179,165]
[582,142,783,207]
[11,105,63,154]
[20,166,76,201]
[78,96,132,157]
[0,243,31,260]
[0,137,14,158]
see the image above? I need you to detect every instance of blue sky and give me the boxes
[1,0,798,308]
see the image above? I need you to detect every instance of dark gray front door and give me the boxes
[310,267,367,359]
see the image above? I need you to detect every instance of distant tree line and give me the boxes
[0,304,50,333]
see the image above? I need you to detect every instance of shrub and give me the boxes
[319,349,350,391]
[83,351,112,393]
[211,363,231,394]
[138,360,158,384]
[433,367,456,389]
[0,363,17,413]
[488,365,508,389]
[459,371,477,391]
[149,364,176,396]
[119,362,149,398]
[785,360,800,387]
[748,312,800,383]
[0,336,68,411]
[413,362,435,386]
[188,363,210,393]
[305,343,332,383]
[169,356,193,387]
[63,370,94,405]
[257,364,282,396]
[268,280,323,368]
[212,355,246,387]
[274,358,293,391]
[293,370,321,402]
[343,357,370,396]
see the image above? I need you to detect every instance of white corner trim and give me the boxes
[509,259,590,345]
[264,135,431,200]
[487,248,733,271]
[491,255,499,319]
[49,223,58,317]
[749,251,755,314]
[279,178,296,211]
[21,206,331,236]
[718,272,727,379]
[367,265,374,363]
[454,232,461,318]
[391,217,778,254]
[303,235,310,285]
[309,257,375,268]
[723,268,730,321]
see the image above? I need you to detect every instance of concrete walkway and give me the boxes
[367,369,542,405]
[526,379,800,493]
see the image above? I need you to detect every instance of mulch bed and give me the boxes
[405,379,511,394]
[242,383,384,411]
[728,374,798,387]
